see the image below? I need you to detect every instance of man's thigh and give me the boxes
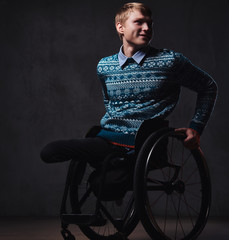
[40,137,114,164]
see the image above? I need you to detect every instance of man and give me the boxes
[41,2,217,165]
[96,2,217,150]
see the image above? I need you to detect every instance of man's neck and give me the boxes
[122,43,145,58]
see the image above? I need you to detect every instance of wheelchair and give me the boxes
[60,119,211,240]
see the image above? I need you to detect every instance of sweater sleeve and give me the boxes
[174,53,218,135]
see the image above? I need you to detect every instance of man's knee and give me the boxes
[40,143,54,163]
[40,140,74,163]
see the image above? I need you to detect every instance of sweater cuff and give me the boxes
[189,121,204,135]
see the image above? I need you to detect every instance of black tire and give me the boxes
[134,128,211,240]
[70,162,139,240]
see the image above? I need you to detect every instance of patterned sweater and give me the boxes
[97,47,217,147]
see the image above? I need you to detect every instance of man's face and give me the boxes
[117,9,153,49]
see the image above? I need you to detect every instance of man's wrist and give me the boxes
[189,122,204,135]
[189,128,200,136]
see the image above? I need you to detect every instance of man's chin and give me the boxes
[137,41,150,48]
[139,38,151,45]
[128,40,150,50]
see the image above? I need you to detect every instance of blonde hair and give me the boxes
[115,2,152,39]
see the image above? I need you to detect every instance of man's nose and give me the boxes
[142,22,151,31]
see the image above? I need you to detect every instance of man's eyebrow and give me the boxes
[134,18,153,25]
[134,17,152,22]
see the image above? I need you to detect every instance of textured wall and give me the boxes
[0,0,228,216]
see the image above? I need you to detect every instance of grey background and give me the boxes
[0,0,228,216]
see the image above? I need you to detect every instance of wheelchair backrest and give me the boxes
[134,118,169,153]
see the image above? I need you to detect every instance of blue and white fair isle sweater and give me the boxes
[97,47,217,147]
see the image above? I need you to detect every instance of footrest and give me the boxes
[61,213,106,226]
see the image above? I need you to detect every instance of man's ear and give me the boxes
[116,22,124,35]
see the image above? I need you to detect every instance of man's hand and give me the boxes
[175,128,200,149]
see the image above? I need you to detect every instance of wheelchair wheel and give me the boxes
[134,128,211,240]
[69,163,139,240]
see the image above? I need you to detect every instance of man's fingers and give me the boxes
[184,134,200,149]
[175,128,187,133]
[175,128,189,139]
[175,128,200,149]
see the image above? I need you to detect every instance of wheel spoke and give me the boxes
[186,181,201,186]
[185,188,202,200]
[149,191,165,208]
[171,194,186,238]
[184,167,199,183]
[163,194,169,233]
[182,194,195,227]
[174,192,200,215]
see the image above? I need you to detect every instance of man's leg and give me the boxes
[40,137,116,165]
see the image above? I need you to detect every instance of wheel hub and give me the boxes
[164,180,185,194]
